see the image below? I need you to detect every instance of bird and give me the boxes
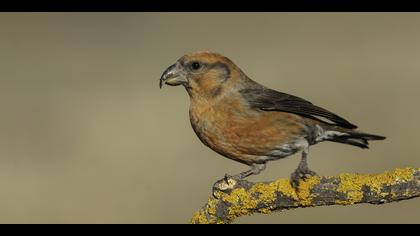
[159,51,386,187]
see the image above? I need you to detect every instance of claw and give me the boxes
[212,174,239,198]
[224,174,233,183]
[290,168,318,189]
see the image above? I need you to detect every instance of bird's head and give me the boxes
[160,51,243,99]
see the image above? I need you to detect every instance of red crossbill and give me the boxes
[160,51,385,187]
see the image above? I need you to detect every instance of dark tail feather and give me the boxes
[329,130,386,149]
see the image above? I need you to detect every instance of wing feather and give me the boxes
[240,87,357,129]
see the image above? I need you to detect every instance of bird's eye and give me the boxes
[191,62,201,71]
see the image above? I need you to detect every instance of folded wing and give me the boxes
[240,87,357,129]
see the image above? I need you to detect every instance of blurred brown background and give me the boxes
[0,13,419,223]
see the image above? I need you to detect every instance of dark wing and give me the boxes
[240,88,357,129]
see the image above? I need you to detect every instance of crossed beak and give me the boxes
[159,64,187,88]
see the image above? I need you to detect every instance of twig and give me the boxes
[191,167,420,224]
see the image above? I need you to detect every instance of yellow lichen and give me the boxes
[336,167,416,204]
[190,196,220,224]
[249,182,277,204]
[336,173,365,204]
[392,168,416,182]
[223,188,259,221]
[258,207,273,214]
[206,197,219,215]
[296,176,321,206]
[275,179,299,200]
[220,178,301,220]
[191,210,209,224]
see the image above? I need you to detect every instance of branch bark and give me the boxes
[191,167,420,224]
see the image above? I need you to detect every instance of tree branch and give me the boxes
[191,167,420,224]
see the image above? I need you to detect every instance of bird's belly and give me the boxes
[190,108,306,164]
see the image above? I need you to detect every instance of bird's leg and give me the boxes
[290,146,317,188]
[229,163,267,180]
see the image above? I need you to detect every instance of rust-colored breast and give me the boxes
[189,94,306,165]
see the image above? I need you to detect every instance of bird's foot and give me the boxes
[211,164,266,198]
[290,167,318,189]
[212,174,240,198]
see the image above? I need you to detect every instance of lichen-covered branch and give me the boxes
[191,167,420,224]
